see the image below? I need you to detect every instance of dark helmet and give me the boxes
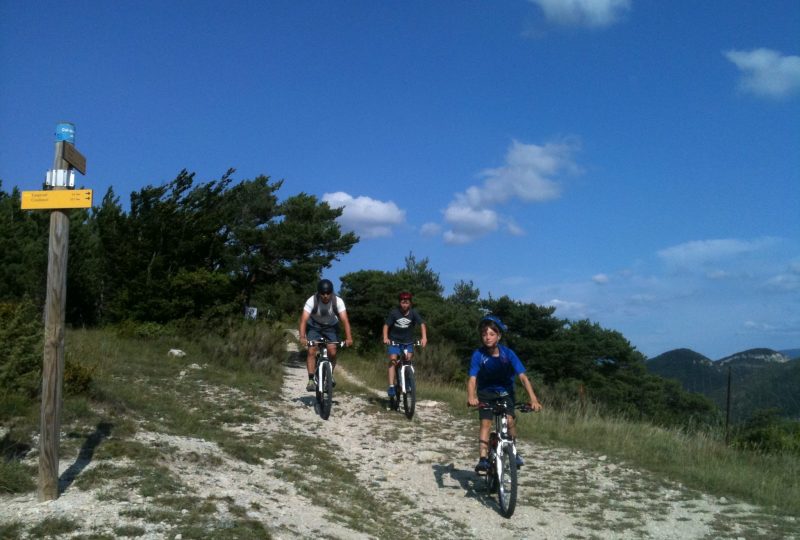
[398,292,412,301]
[317,279,334,294]
[479,314,507,333]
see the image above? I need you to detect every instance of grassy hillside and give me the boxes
[2,327,798,532]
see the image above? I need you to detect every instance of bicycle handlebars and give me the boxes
[307,340,346,348]
[388,340,421,346]
[471,402,536,413]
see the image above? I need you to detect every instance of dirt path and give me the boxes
[264,340,796,539]
[1,342,796,539]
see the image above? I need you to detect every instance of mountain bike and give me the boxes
[388,341,419,419]
[476,401,532,518]
[308,339,344,420]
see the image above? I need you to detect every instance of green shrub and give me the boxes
[0,459,35,494]
[414,341,465,384]
[64,358,96,396]
[114,320,172,339]
[733,409,800,455]
[0,300,42,398]
[198,319,286,375]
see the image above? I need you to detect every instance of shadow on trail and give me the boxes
[59,422,113,494]
[432,462,495,510]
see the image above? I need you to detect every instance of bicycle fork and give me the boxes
[316,356,330,392]
[396,364,413,394]
[497,440,516,474]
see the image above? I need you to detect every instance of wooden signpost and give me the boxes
[22,123,91,501]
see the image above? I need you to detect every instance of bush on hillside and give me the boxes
[413,342,465,384]
[0,300,42,399]
[199,319,286,375]
[733,409,800,455]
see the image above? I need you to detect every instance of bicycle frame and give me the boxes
[308,339,344,392]
[392,341,417,394]
[477,400,530,518]
[489,406,517,478]
[315,347,330,393]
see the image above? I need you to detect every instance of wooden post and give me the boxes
[724,365,732,446]
[37,141,71,501]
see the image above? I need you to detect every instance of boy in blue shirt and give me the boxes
[467,315,542,472]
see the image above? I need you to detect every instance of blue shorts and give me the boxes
[387,343,415,357]
[477,391,516,421]
[307,325,338,343]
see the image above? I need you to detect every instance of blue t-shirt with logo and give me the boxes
[468,345,526,395]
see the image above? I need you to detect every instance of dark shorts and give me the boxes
[477,390,516,421]
[307,325,338,343]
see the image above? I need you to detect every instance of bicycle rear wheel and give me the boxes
[320,362,333,420]
[497,444,518,518]
[402,367,416,419]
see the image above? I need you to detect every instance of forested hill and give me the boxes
[646,348,800,422]
[0,173,732,430]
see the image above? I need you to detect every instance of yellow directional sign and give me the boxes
[21,189,93,210]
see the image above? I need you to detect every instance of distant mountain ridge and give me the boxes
[718,348,791,367]
[646,347,800,422]
[779,348,800,360]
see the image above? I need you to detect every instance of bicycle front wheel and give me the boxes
[320,362,333,420]
[402,367,416,419]
[497,444,518,518]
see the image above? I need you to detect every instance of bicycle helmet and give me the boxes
[479,314,508,333]
[398,292,412,301]
[317,279,334,294]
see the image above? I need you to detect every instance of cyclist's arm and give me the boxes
[518,372,542,411]
[299,310,311,344]
[382,323,390,345]
[467,375,479,407]
[339,309,354,347]
[419,322,428,347]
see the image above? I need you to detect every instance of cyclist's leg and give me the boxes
[506,393,518,438]
[387,354,399,385]
[477,391,502,460]
[386,343,401,390]
[326,343,337,368]
[478,418,492,459]
[305,326,324,378]
[317,326,338,368]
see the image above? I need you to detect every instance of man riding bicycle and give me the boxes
[382,292,427,398]
[467,315,542,473]
[299,279,353,392]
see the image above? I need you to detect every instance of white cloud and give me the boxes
[725,48,800,99]
[323,191,405,239]
[506,221,526,237]
[419,222,442,237]
[529,0,631,28]
[592,273,610,284]
[657,238,778,267]
[764,272,800,292]
[442,204,499,244]
[442,139,579,244]
[546,298,588,318]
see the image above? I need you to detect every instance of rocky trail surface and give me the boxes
[1,337,796,539]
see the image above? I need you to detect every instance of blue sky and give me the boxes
[1,1,798,359]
